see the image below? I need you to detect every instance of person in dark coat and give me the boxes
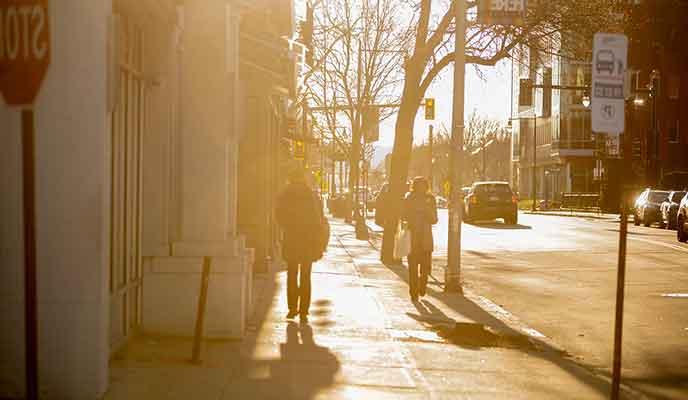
[276,169,325,323]
[402,176,438,302]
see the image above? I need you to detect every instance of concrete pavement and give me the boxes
[104,217,643,399]
[428,211,688,400]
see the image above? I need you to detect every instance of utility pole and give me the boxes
[531,115,537,212]
[481,136,486,181]
[429,124,434,190]
[446,0,466,293]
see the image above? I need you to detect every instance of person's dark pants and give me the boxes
[287,262,313,315]
[407,251,432,298]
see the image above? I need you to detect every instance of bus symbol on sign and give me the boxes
[592,33,627,135]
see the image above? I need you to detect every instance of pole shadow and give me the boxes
[380,259,636,399]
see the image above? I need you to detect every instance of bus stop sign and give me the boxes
[592,33,627,135]
[0,0,51,106]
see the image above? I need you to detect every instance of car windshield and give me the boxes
[649,191,670,203]
[672,192,686,202]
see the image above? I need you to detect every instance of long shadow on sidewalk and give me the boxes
[336,230,638,399]
[223,322,340,399]
[386,259,643,399]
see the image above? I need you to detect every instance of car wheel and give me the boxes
[678,217,688,243]
[643,213,651,227]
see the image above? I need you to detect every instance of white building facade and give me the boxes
[0,0,295,398]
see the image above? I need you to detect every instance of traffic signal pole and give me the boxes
[532,115,537,212]
[445,0,465,293]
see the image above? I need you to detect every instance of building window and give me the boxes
[669,120,680,143]
[512,130,520,160]
[542,67,552,117]
[668,75,680,100]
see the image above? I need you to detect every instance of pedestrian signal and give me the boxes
[424,98,435,120]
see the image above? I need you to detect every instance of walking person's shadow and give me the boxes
[272,322,340,399]
[227,322,340,399]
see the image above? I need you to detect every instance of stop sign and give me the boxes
[0,0,50,106]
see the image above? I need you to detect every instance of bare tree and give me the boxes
[305,0,413,202]
[380,0,620,261]
[408,113,507,192]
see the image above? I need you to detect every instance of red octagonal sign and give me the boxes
[0,0,50,106]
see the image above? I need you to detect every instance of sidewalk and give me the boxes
[104,218,643,399]
[523,209,621,220]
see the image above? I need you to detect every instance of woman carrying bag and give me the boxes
[402,176,438,302]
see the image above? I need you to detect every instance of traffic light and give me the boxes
[294,140,305,160]
[298,4,314,66]
[424,98,435,120]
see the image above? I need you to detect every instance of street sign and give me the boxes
[477,0,527,26]
[0,0,51,106]
[592,33,627,135]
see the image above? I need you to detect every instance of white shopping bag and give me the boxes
[393,222,411,259]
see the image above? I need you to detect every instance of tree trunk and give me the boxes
[380,77,422,263]
[348,114,362,222]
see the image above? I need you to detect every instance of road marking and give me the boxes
[661,293,688,298]
[627,236,688,253]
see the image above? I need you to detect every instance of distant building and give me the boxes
[610,0,688,195]
[510,36,597,204]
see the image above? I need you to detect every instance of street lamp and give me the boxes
[582,95,591,108]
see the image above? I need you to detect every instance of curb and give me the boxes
[524,211,619,220]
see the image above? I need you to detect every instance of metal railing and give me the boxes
[560,192,601,211]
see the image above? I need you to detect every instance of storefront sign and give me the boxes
[477,0,527,26]
[0,0,50,106]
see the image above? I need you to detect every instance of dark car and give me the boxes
[464,181,518,225]
[633,189,671,227]
[677,193,688,243]
[660,191,686,230]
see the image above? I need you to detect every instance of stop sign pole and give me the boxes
[0,2,50,399]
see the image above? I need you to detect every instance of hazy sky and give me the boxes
[293,1,514,156]
[376,59,513,149]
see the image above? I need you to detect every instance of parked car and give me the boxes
[633,189,671,227]
[464,181,518,225]
[661,191,686,230]
[677,193,688,243]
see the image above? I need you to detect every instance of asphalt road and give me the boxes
[432,210,688,400]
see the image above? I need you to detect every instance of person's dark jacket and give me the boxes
[276,183,325,263]
[402,191,438,253]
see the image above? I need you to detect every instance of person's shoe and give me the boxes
[286,311,298,319]
[410,294,419,302]
[299,314,309,323]
[419,288,426,297]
